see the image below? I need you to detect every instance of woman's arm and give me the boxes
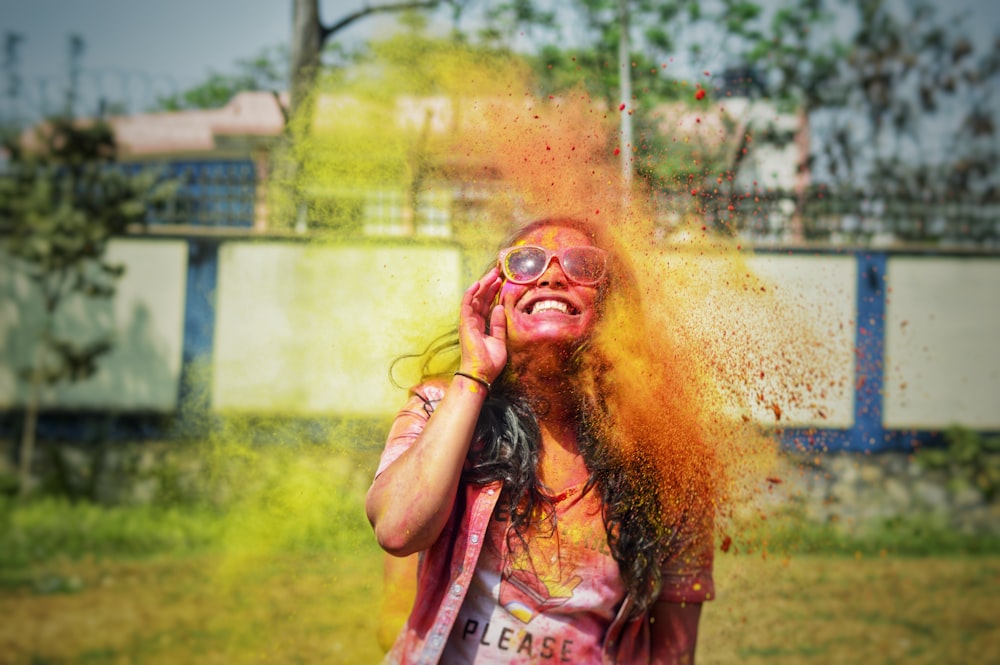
[650,601,703,665]
[366,372,489,554]
[365,269,507,556]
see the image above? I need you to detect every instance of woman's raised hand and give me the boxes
[458,267,507,384]
[367,269,507,555]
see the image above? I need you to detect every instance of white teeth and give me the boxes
[530,299,570,314]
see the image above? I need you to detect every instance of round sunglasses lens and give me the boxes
[563,248,606,283]
[506,247,547,282]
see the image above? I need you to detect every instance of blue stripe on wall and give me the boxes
[781,252,893,452]
[780,428,851,452]
[176,239,220,428]
[853,252,889,451]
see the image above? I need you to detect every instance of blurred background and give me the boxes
[1,0,999,663]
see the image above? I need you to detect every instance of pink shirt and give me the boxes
[376,382,714,665]
[441,480,625,663]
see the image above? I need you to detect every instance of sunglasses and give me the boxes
[497,245,608,286]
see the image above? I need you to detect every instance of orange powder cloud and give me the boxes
[294,39,844,546]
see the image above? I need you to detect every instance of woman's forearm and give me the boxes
[365,374,489,556]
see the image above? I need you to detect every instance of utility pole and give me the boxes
[66,33,84,117]
[3,32,24,127]
[617,0,633,199]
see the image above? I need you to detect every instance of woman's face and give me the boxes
[497,225,603,354]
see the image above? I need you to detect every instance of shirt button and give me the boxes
[470,534,480,544]
[452,583,462,595]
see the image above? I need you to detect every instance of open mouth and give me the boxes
[525,299,579,315]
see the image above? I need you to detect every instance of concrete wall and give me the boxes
[211,242,463,417]
[883,257,1000,429]
[745,254,858,427]
[2,237,998,447]
[0,239,188,411]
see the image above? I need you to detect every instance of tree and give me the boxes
[478,0,999,243]
[289,0,458,118]
[0,119,165,495]
[277,1,463,234]
[739,0,1000,241]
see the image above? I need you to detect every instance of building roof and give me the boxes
[113,91,288,156]
[21,91,289,158]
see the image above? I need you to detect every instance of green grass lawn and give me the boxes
[2,441,998,664]
[2,544,997,664]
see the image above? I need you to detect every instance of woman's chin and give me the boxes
[508,329,590,362]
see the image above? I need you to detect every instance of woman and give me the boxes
[367,218,719,664]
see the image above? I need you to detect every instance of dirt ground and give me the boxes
[2,549,998,664]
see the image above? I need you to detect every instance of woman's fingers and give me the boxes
[457,268,507,381]
[463,268,502,326]
[488,304,507,345]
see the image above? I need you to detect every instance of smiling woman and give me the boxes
[366,217,722,665]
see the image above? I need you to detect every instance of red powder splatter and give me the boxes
[720,535,732,553]
[766,477,783,485]
[619,103,626,111]
[695,88,706,100]
[614,148,621,155]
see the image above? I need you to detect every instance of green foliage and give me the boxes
[0,118,168,392]
[751,512,1000,557]
[0,441,378,568]
[470,0,766,193]
[916,427,1000,501]
[1,117,172,496]
[744,0,1000,196]
[0,496,225,568]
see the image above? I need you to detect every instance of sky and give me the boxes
[2,0,410,120]
[3,0,999,123]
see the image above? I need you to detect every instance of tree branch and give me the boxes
[321,1,444,43]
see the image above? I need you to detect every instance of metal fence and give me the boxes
[689,187,1000,247]
[6,155,998,247]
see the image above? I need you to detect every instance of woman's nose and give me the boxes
[537,258,568,287]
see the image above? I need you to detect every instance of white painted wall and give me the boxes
[3,236,998,431]
[0,239,188,411]
[884,257,1000,429]
[745,254,857,427]
[667,251,856,428]
[211,242,463,417]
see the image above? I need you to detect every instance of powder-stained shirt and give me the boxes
[375,382,714,665]
[440,480,625,664]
